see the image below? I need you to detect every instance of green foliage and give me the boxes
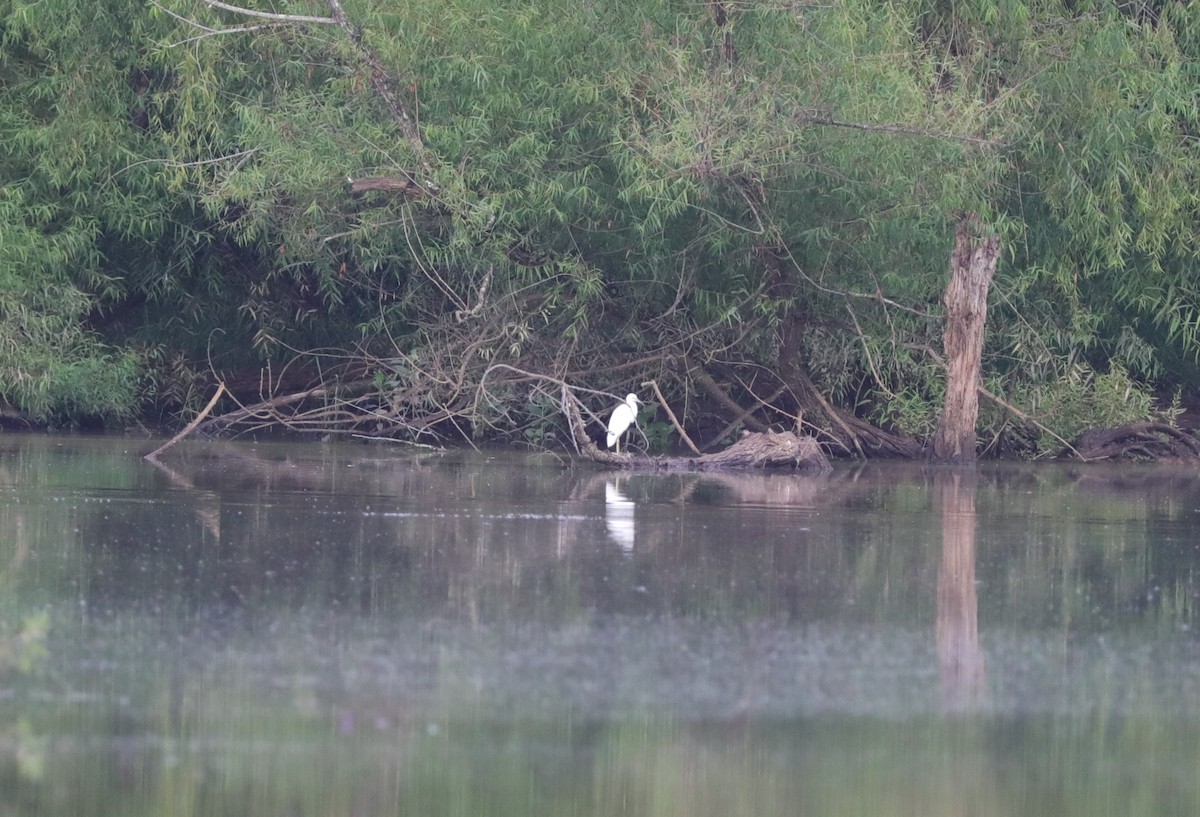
[0,0,1197,441]
[1011,363,1163,453]
[0,188,141,420]
[0,0,184,419]
[639,408,675,454]
[520,392,562,447]
[991,4,1200,370]
[0,610,49,675]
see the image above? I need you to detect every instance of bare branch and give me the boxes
[641,379,701,455]
[326,0,433,181]
[152,2,274,44]
[168,24,278,46]
[197,0,336,25]
[978,385,1081,460]
[797,111,1003,148]
[145,382,227,461]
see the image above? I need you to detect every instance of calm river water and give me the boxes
[2,435,1200,815]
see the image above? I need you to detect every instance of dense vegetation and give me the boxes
[1,0,1198,456]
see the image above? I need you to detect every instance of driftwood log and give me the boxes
[563,386,831,473]
[1072,422,1200,462]
[348,175,426,199]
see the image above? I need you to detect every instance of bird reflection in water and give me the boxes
[605,479,636,553]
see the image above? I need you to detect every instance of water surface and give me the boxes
[2,435,1200,815]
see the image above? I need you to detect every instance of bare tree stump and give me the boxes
[932,213,999,464]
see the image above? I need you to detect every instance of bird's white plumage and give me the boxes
[606,393,642,452]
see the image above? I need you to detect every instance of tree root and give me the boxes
[1072,422,1200,462]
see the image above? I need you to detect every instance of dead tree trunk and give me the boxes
[932,213,999,464]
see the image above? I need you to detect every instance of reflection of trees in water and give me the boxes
[935,470,988,712]
[970,465,1200,633]
[97,454,1200,633]
[569,469,872,620]
[9,439,1200,636]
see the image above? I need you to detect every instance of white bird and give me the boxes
[606,393,643,454]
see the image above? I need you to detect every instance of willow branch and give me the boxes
[797,112,1003,147]
[194,0,433,184]
[978,386,1082,460]
[197,0,336,25]
[326,0,433,181]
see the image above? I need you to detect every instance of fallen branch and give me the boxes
[198,0,336,24]
[685,359,770,439]
[978,385,1082,459]
[348,175,428,199]
[642,378,700,455]
[145,382,227,461]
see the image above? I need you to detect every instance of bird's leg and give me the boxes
[615,437,621,455]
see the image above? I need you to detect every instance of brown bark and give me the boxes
[349,175,426,199]
[708,1,738,65]
[932,213,999,464]
[1073,422,1200,461]
[690,430,829,470]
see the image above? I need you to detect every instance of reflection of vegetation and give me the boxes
[2,439,1198,635]
[2,439,1200,814]
[0,611,50,790]
[7,700,1200,817]
[0,611,48,674]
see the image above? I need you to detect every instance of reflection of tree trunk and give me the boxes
[935,470,988,711]
[932,213,999,464]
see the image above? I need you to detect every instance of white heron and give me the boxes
[606,393,643,454]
